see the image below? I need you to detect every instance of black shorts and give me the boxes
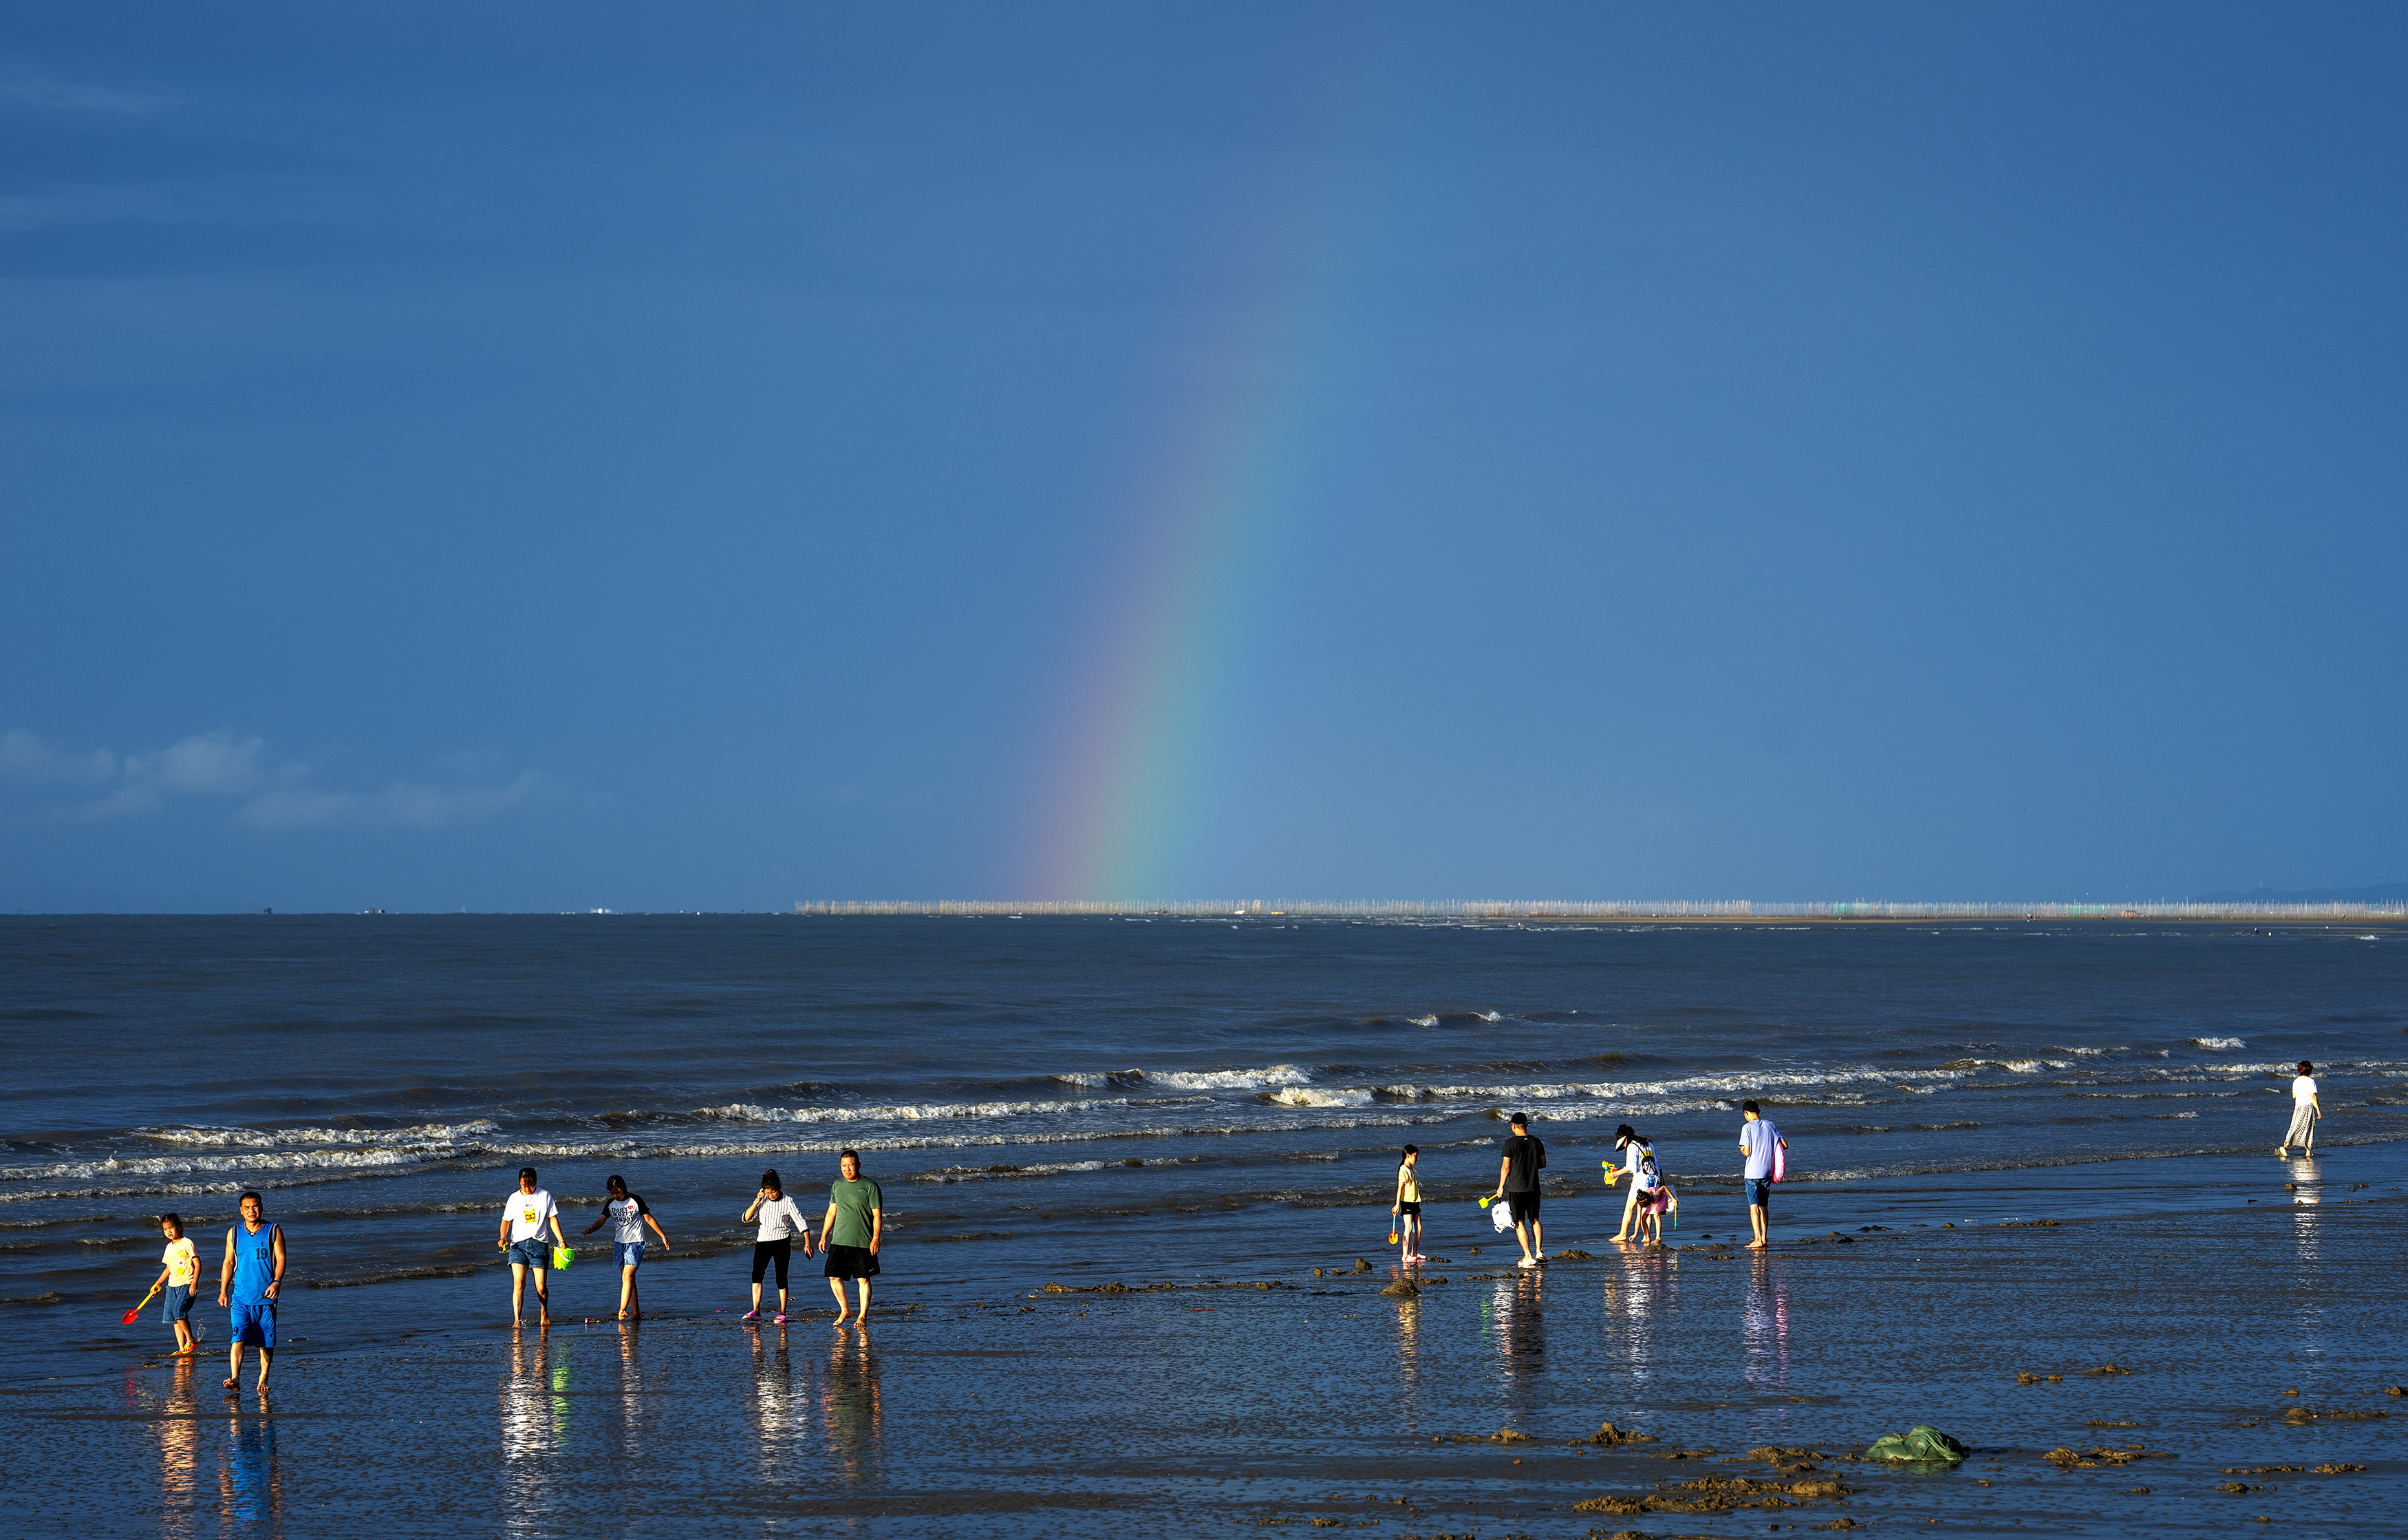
[1397,1201,1422,1217]
[823,1243,881,1280]
[1507,1191,1542,1223]
[751,1239,791,1287]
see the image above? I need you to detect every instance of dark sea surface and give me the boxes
[6,914,2402,1379]
[8,915,2408,1536]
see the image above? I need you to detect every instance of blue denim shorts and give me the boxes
[164,1283,195,1323]
[614,1241,645,1270]
[1746,1177,1772,1209]
[508,1238,550,1268]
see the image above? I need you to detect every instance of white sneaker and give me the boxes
[1516,1256,1538,1269]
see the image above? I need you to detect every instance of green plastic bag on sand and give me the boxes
[1865,1425,1968,1463]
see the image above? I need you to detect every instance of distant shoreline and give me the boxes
[795,899,2408,923]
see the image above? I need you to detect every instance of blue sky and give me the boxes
[3,3,2402,912]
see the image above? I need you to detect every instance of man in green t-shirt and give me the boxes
[817,1149,883,1324]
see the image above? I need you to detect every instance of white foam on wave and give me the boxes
[1369,1064,1970,1106]
[2190,1036,2246,1050]
[907,1159,1108,1183]
[698,1094,1210,1124]
[137,1120,502,1148]
[1135,1064,1314,1092]
[1256,1087,1373,1109]
[1410,1016,1439,1027]
[0,1145,449,1183]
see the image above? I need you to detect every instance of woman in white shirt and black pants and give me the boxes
[742,1168,814,1324]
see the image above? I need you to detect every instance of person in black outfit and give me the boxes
[1489,1111,1547,1268]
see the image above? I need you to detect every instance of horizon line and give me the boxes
[795,898,2408,919]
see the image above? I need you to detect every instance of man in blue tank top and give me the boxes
[217,1190,284,1397]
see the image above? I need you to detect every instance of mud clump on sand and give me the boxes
[1380,1280,1419,1298]
[1573,1473,1853,1517]
[2281,1403,2388,1425]
[2042,1444,2173,1468]
[1428,1429,1536,1445]
[1577,1420,1660,1447]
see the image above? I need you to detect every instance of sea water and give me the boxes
[5,913,2402,1382]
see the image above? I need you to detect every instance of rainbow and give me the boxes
[1018,169,1366,899]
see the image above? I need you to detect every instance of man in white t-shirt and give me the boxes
[496,1166,567,1326]
[2277,1060,2321,1158]
[1738,1100,1787,1250]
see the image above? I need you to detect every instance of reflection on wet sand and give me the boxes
[615,1325,643,1459]
[1602,1250,1676,1389]
[140,1357,204,1540]
[1741,1252,1791,1394]
[1390,1281,1422,1411]
[818,1326,883,1484]
[1483,1270,1547,1435]
[216,1406,279,1531]
[500,1329,566,1532]
[750,1324,797,1468]
[1485,1272,1546,1378]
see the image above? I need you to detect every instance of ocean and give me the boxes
[10,913,2408,1537]
[7,914,2400,1374]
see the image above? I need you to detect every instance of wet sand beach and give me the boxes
[14,1191,2402,1538]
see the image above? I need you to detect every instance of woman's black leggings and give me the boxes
[751,1239,791,1288]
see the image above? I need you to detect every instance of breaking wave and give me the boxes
[136,1120,502,1148]
[697,1095,1210,1124]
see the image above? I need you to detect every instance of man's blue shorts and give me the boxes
[508,1239,550,1268]
[228,1295,275,1350]
[1746,1177,1772,1210]
[614,1242,645,1269]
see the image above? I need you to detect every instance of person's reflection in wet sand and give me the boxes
[1741,1251,1791,1395]
[1482,1271,1547,1437]
[614,1323,643,1459]
[215,1404,279,1531]
[1495,1271,1546,1377]
[160,1358,201,1537]
[817,1325,883,1485]
[750,1320,797,1468]
[499,1326,564,1531]
[1603,1247,1673,1388]
[1391,1290,1423,1411]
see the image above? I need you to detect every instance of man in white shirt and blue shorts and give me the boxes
[1739,1100,1786,1250]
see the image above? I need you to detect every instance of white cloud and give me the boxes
[239,772,546,831]
[1,727,548,833]
[125,729,273,795]
[0,728,117,784]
